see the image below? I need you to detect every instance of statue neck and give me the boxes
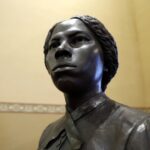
[64,87,103,111]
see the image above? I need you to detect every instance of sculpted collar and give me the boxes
[40,93,116,149]
[64,93,110,149]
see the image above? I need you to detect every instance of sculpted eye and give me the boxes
[70,35,90,47]
[49,41,60,49]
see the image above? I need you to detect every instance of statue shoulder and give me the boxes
[113,103,150,149]
[114,102,150,125]
[38,115,66,149]
[126,116,150,150]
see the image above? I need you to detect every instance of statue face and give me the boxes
[45,19,103,93]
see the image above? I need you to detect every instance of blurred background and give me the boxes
[0,0,150,149]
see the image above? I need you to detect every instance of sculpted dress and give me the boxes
[38,93,150,150]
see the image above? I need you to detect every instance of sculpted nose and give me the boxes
[55,50,72,60]
[55,41,72,60]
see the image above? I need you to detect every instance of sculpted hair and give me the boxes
[44,15,119,91]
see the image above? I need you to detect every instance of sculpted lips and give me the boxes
[52,64,76,72]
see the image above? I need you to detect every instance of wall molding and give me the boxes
[0,102,150,113]
[0,102,65,113]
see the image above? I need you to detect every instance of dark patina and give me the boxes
[38,15,150,150]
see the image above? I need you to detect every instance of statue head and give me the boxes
[44,15,118,93]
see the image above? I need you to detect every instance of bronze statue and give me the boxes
[38,15,150,150]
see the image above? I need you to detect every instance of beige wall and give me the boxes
[0,0,149,107]
[131,0,150,106]
[0,112,62,150]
